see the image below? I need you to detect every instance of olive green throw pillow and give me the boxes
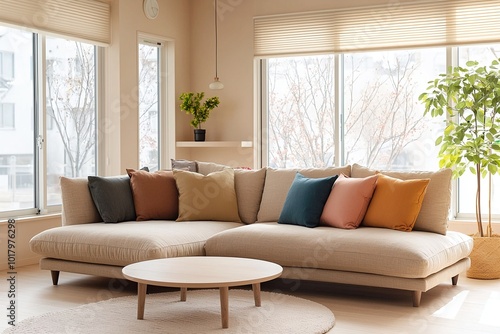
[173,169,241,222]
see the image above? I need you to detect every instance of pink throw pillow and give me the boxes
[320,174,378,229]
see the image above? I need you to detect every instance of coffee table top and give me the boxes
[122,256,283,288]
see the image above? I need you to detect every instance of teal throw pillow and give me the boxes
[278,172,338,228]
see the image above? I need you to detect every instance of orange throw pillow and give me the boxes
[362,174,430,231]
[126,169,179,221]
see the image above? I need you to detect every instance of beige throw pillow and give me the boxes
[173,169,241,222]
[196,161,230,175]
[234,168,267,224]
[257,166,352,222]
[351,163,452,235]
[60,176,101,226]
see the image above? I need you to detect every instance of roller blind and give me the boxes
[254,0,500,57]
[0,0,110,46]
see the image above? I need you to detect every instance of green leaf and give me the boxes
[488,163,498,174]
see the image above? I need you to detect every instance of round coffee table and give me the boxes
[122,256,283,328]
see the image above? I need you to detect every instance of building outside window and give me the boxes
[0,26,99,216]
[0,103,14,129]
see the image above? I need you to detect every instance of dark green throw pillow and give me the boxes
[88,175,136,223]
[278,172,338,228]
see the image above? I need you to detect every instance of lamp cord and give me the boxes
[214,0,219,79]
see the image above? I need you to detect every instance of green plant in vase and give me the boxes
[179,92,220,141]
[419,59,500,279]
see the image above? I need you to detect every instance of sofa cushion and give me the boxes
[171,159,198,172]
[196,161,229,175]
[362,174,430,231]
[30,221,244,267]
[126,169,179,221]
[173,169,241,222]
[234,168,266,224]
[60,177,101,226]
[320,174,378,229]
[87,175,136,223]
[257,166,351,222]
[204,222,473,279]
[351,164,452,235]
[278,173,338,228]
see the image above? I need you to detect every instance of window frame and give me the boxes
[0,28,103,219]
[137,32,176,172]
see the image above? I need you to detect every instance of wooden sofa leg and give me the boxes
[412,291,422,307]
[51,271,60,285]
[452,274,459,286]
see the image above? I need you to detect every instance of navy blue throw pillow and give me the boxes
[278,172,338,228]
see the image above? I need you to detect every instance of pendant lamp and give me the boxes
[209,0,224,90]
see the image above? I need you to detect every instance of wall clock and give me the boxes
[143,0,159,20]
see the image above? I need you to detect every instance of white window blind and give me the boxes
[0,0,110,46]
[254,0,500,57]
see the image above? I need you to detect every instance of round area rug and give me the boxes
[4,289,335,334]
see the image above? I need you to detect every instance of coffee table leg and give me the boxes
[252,283,261,307]
[219,286,229,328]
[137,283,147,320]
[180,287,187,301]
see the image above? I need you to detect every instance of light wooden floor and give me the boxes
[1,264,500,333]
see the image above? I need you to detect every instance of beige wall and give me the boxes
[105,0,192,175]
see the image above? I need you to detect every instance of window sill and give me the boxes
[0,213,61,225]
[448,220,500,235]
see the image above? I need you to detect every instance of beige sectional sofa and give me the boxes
[29,162,473,307]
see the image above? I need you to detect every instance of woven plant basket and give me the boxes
[466,234,500,279]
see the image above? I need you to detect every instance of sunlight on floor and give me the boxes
[432,290,469,319]
[479,291,500,327]
[432,290,500,327]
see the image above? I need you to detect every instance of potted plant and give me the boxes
[419,59,500,279]
[179,92,220,141]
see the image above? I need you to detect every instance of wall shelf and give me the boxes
[176,141,253,148]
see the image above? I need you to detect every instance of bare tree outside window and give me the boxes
[267,56,335,168]
[266,49,445,171]
[46,38,96,205]
[343,50,444,170]
[138,42,160,171]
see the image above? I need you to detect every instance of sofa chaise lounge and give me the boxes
[29,162,473,307]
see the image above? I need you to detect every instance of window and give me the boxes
[0,28,34,213]
[342,48,445,171]
[261,46,500,219]
[0,51,14,80]
[265,55,335,168]
[45,37,97,206]
[256,0,500,221]
[0,103,14,128]
[138,40,161,171]
[0,25,99,216]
